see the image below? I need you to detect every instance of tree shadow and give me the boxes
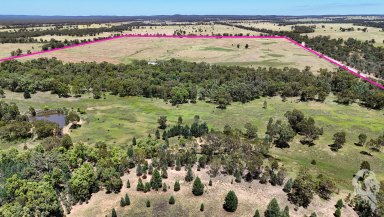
[360,151,372,156]
[328,144,339,152]
[300,140,316,147]
[274,141,290,149]
[354,142,363,147]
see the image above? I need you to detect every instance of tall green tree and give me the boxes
[151,168,162,188]
[174,180,180,191]
[157,116,167,129]
[192,176,204,196]
[253,209,260,217]
[125,193,130,205]
[68,163,96,201]
[265,198,280,217]
[185,165,194,182]
[137,178,144,191]
[244,122,258,138]
[332,132,346,151]
[223,190,238,212]
[358,133,367,146]
[155,129,160,139]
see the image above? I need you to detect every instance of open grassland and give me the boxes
[16,37,336,72]
[0,43,42,59]
[3,90,384,187]
[66,166,358,217]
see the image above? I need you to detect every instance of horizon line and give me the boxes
[1,34,382,89]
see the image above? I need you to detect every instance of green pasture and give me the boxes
[2,90,384,187]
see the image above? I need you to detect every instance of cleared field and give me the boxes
[4,90,384,187]
[16,37,336,72]
[303,23,384,47]
[0,43,42,59]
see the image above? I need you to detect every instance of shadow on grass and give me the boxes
[354,142,363,147]
[328,144,340,152]
[299,140,316,147]
[360,151,372,156]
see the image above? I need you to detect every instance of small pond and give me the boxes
[29,113,67,128]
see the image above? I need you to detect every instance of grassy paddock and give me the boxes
[15,37,336,72]
[3,90,384,186]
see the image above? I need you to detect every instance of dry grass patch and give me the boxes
[16,37,336,72]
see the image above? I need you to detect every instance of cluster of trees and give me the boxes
[0,139,128,216]
[353,21,384,29]
[0,101,32,141]
[2,57,384,110]
[291,25,316,33]
[157,116,209,141]
[216,22,384,79]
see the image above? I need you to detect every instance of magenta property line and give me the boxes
[1,34,383,89]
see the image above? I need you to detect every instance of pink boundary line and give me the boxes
[1,34,383,89]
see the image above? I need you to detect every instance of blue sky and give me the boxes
[1,0,383,16]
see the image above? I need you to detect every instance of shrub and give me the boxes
[126,179,130,188]
[174,180,180,191]
[120,197,125,207]
[146,200,151,207]
[209,179,212,186]
[163,183,167,192]
[112,208,117,217]
[169,196,175,204]
[24,90,31,99]
[283,178,293,192]
[235,170,242,183]
[259,173,267,184]
[200,203,204,211]
[136,178,144,191]
[336,199,343,209]
[311,159,317,165]
[254,209,260,217]
[125,193,130,205]
[335,207,341,217]
[185,165,194,182]
[270,173,277,186]
[144,182,151,193]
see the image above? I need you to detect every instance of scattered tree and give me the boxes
[158,116,167,129]
[332,132,346,151]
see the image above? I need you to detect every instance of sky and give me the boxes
[1,0,383,16]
